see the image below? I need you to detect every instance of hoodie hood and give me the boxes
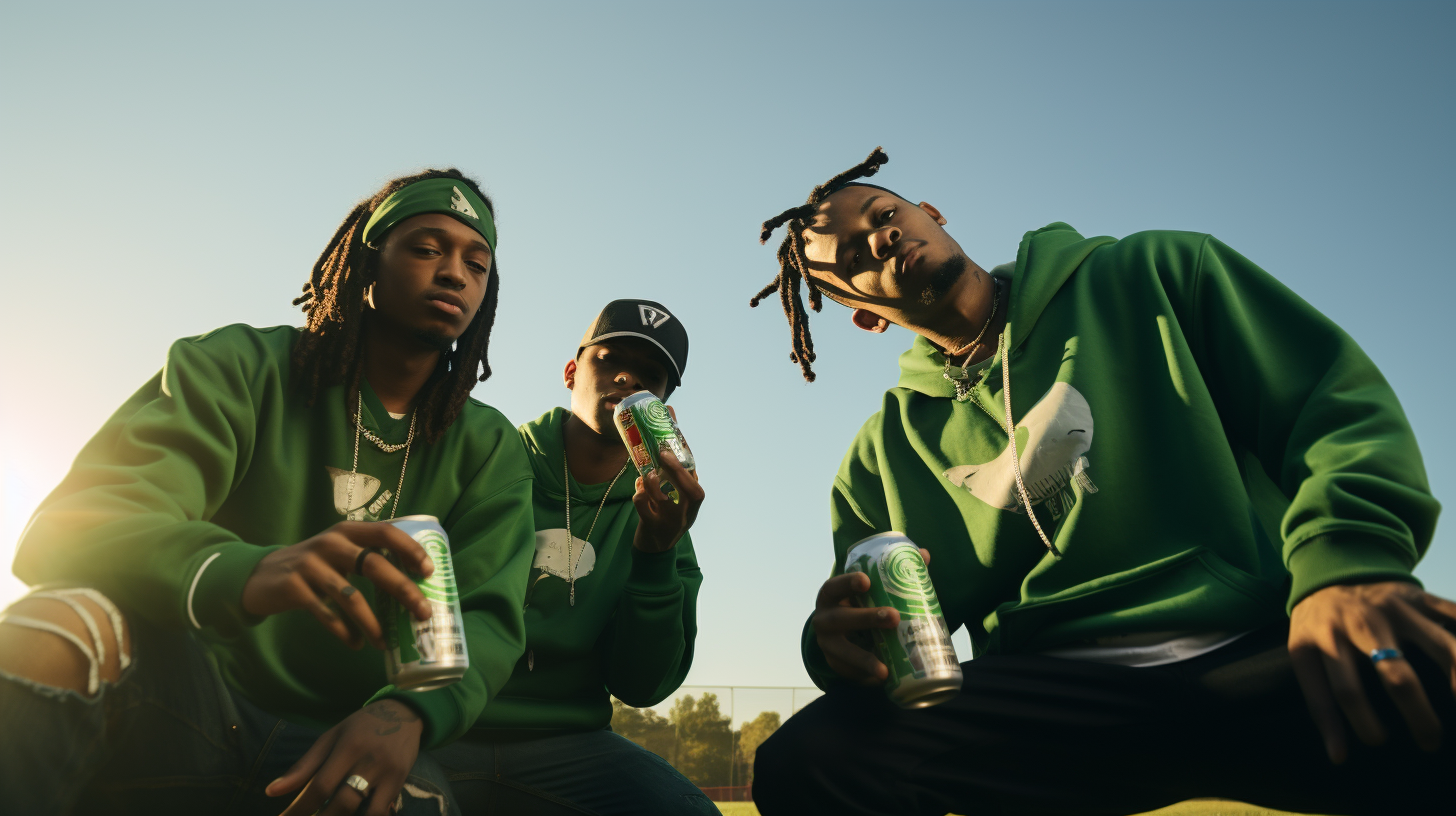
[519,407,640,505]
[898,223,1116,397]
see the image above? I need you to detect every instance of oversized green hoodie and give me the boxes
[804,224,1440,687]
[15,324,536,748]
[469,408,701,735]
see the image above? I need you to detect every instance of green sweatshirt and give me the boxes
[805,224,1440,687]
[14,324,536,748]
[469,407,701,735]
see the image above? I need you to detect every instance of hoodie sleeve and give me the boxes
[371,425,536,750]
[1166,235,1439,610]
[599,532,702,706]
[801,428,894,690]
[13,330,277,636]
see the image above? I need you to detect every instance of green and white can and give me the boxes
[381,515,468,692]
[844,532,962,708]
[612,390,697,504]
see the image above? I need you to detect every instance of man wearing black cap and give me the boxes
[431,300,713,815]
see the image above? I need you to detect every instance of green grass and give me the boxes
[712,801,1325,816]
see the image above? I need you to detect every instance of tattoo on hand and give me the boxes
[364,701,420,733]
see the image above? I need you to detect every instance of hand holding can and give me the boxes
[842,533,962,708]
[379,515,469,692]
[612,391,697,504]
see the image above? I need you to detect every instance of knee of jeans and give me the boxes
[753,722,807,792]
[0,588,132,698]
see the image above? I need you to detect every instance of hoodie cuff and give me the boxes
[189,542,282,637]
[1286,533,1421,612]
[625,547,680,594]
[370,686,463,750]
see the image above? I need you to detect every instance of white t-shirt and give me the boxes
[1041,630,1250,668]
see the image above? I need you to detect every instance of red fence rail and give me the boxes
[698,785,752,802]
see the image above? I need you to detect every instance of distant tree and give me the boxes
[735,710,781,786]
[610,698,676,760]
[669,693,733,788]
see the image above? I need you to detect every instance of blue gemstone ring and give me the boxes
[1369,648,1404,664]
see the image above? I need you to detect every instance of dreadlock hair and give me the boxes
[291,168,500,445]
[751,146,890,382]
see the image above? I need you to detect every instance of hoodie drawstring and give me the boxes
[994,328,1063,559]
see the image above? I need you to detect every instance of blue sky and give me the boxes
[1,1,1451,687]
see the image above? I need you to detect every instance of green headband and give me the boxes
[363,177,497,251]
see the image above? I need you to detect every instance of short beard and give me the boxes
[916,253,968,306]
[411,327,455,354]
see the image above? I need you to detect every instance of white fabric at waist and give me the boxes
[1039,630,1251,668]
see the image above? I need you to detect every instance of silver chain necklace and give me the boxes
[562,450,627,607]
[942,277,1003,402]
[964,332,1062,558]
[346,391,416,521]
[355,404,413,453]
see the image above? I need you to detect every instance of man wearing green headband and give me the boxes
[0,169,528,816]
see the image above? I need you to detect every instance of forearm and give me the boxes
[1175,236,1439,606]
[605,548,697,705]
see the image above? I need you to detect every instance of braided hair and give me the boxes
[291,168,500,444]
[750,147,889,382]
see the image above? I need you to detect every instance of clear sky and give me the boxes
[1,1,1452,688]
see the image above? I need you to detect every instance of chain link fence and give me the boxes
[610,685,823,798]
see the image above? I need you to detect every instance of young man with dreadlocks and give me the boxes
[430,299,712,815]
[0,169,534,816]
[748,148,1451,816]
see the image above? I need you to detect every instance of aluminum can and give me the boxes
[843,532,962,708]
[612,391,697,503]
[381,515,468,692]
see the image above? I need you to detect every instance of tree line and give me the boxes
[610,693,781,790]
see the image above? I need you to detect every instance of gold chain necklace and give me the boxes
[942,277,1003,402]
[346,391,415,521]
[562,450,627,607]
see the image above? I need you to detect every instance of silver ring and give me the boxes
[344,773,370,794]
[1369,647,1403,664]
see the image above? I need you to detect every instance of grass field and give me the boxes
[713,800,1326,816]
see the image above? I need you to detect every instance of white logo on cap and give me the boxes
[450,186,479,220]
[639,305,672,329]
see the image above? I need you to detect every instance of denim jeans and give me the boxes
[431,728,720,816]
[0,609,457,816]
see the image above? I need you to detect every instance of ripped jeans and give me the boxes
[0,590,458,816]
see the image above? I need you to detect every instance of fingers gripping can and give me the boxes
[612,391,697,504]
[844,532,962,708]
[381,515,468,692]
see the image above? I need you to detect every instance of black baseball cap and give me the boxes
[577,299,689,387]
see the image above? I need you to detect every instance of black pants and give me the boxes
[753,626,1453,816]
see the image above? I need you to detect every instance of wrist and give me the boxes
[632,526,679,553]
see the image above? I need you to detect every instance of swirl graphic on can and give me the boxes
[879,546,941,619]
[415,531,458,604]
[612,391,696,503]
[844,532,962,709]
[381,516,468,692]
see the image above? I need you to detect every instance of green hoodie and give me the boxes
[15,324,536,748]
[804,224,1440,687]
[470,408,701,735]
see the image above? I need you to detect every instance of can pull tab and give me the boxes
[527,650,534,671]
